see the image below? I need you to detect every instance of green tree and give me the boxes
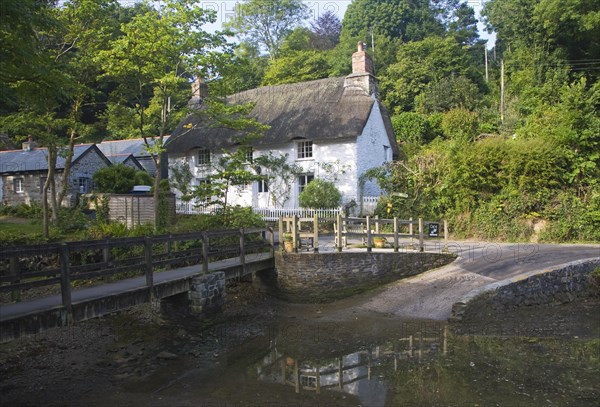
[225,0,308,60]
[97,0,227,228]
[381,36,482,112]
[93,164,145,193]
[440,108,479,142]
[299,179,342,208]
[415,76,482,114]
[262,50,331,85]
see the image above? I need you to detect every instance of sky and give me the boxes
[116,0,496,47]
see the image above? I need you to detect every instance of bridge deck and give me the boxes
[0,252,273,324]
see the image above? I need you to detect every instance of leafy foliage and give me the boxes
[299,179,342,209]
[93,164,150,193]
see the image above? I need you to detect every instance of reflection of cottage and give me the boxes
[96,137,169,177]
[0,142,111,206]
[166,42,398,211]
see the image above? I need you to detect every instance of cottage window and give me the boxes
[78,177,91,193]
[13,178,24,193]
[197,148,211,166]
[258,178,269,193]
[297,141,313,159]
[298,174,314,194]
[244,147,253,163]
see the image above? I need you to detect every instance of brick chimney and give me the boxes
[352,41,373,75]
[345,41,377,96]
[22,136,37,151]
[189,77,208,108]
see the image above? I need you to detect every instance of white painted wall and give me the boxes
[356,100,392,197]
[168,101,393,210]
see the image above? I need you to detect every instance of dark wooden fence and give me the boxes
[0,228,274,310]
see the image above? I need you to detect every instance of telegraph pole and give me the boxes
[500,59,505,124]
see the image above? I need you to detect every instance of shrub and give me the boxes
[93,164,142,193]
[299,179,341,208]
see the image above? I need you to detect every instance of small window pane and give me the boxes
[197,148,211,165]
[297,141,313,159]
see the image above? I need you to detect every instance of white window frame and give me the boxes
[244,147,253,163]
[77,177,91,193]
[197,148,211,166]
[298,174,314,194]
[258,178,269,193]
[14,178,24,193]
[297,140,313,160]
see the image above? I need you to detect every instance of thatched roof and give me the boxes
[165,77,398,157]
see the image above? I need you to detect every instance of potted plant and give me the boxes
[283,233,295,252]
[373,236,386,248]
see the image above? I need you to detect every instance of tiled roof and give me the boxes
[0,144,97,174]
[96,137,169,158]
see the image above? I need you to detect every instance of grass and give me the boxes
[0,216,43,235]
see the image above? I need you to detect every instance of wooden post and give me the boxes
[443,220,448,252]
[144,237,153,291]
[294,359,300,393]
[239,228,246,278]
[315,366,321,394]
[278,216,284,246]
[336,213,343,252]
[292,215,298,253]
[338,357,343,390]
[102,239,111,282]
[59,244,73,323]
[418,218,424,252]
[366,216,372,252]
[393,217,399,253]
[202,233,209,274]
[313,214,319,253]
[268,227,275,258]
[374,215,379,234]
[9,256,21,302]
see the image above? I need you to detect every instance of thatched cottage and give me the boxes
[165,42,399,211]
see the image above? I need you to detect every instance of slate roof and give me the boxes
[165,77,399,157]
[96,137,169,158]
[106,154,144,170]
[0,144,107,174]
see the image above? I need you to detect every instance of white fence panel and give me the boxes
[361,196,379,216]
[253,207,343,221]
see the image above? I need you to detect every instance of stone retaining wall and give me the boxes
[274,252,456,303]
[189,272,226,314]
[450,258,600,322]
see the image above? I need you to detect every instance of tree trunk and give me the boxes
[47,146,58,224]
[42,145,58,237]
[58,128,76,206]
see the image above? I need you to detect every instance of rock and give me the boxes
[157,351,177,360]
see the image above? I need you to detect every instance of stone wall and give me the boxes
[450,258,600,322]
[273,251,455,303]
[189,272,226,315]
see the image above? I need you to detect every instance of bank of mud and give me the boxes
[1,279,598,406]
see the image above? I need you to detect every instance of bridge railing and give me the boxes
[0,228,274,312]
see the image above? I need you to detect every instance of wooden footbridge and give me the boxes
[1,215,448,342]
[0,228,275,342]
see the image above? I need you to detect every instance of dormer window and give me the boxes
[297,141,313,159]
[197,148,211,166]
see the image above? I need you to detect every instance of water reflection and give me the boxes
[256,322,448,406]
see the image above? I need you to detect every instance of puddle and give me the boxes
[103,314,599,407]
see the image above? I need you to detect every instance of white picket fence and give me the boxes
[361,196,379,216]
[175,196,382,219]
[253,207,343,221]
